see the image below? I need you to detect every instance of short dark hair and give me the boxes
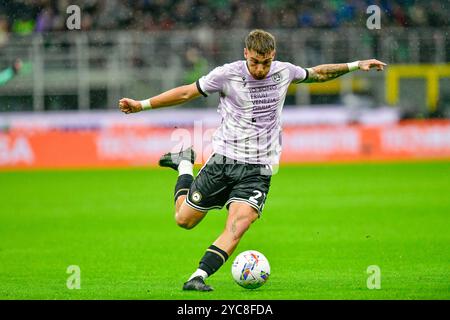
[245,29,276,55]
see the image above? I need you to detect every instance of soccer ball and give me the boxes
[231,250,270,289]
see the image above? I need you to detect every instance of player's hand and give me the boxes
[358,59,387,71]
[119,98,142,114]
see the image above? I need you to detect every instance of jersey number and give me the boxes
[249,190,264,205]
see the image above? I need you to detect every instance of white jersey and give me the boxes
[196,60,308,165]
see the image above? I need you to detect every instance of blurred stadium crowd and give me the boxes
[0,0,448,36]
[0,0,448,116]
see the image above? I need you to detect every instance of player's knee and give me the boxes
[175,213,195,229]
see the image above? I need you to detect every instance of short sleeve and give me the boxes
[196,66,226,97]
[286,63,309,84]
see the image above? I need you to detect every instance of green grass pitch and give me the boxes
[0,161,449,300]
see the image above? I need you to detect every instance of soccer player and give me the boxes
[119,29,386,291]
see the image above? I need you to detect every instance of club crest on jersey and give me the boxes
[271,72,281,83]
[242,76,247,87]
[192,191,202,203]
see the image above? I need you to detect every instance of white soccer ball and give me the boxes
[231,250,270,289]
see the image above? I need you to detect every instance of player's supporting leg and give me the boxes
[159,147,206,229]
[212,202,258,254]
[183,202,258,291]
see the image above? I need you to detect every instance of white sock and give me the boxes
[188,268,208,281]
[178,160,193,176]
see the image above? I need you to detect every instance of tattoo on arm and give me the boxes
[303,63,350,83]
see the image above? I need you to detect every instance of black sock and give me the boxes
[198,245,229,276]
[174,174,194,203]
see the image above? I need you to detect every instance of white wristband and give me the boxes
[347,61,360,72]
[140,99,152,110]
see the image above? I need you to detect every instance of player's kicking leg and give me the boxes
[159,147,213,291]
[159,147,206,229]
[182,202,259,292]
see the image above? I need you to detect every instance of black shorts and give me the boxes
[185,153,272,215]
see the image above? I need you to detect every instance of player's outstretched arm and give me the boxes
[119,82,202,114]
[303,59,387,83]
